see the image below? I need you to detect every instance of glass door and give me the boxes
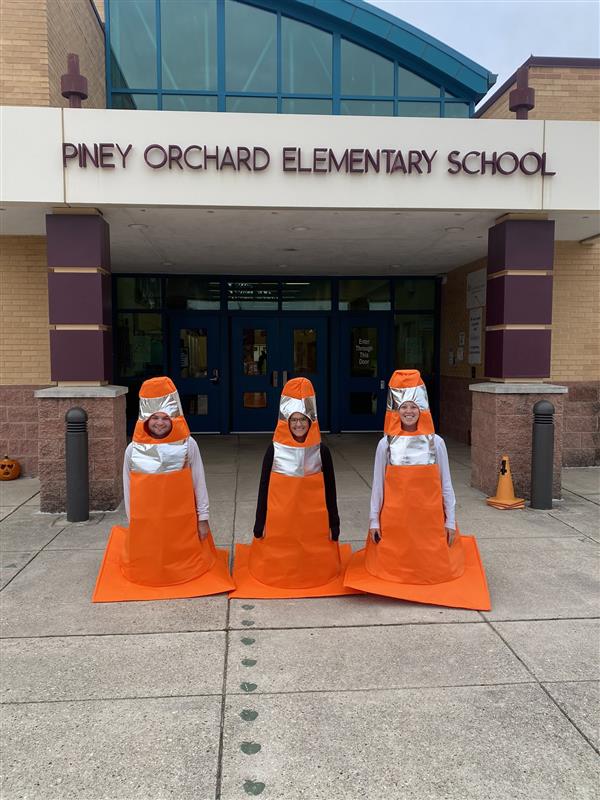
[231,317,281,431]
[279,317,329,430]
[169,313,221,432]
[339,315,390,431]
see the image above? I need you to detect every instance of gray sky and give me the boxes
[370,0,600,106]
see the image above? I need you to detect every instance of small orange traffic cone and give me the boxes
[486,455,525,509]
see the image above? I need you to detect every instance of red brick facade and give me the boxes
[0,385,51,477]
[471,390,565,499]
[36,394,127,512]
[557,381,600,466]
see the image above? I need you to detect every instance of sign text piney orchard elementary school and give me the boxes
[62,141,556,177]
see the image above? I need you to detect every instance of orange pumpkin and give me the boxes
[0,455,21,481]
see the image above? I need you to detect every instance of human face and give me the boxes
[399,401,420,432]
[288,412,310,442]
[146,412,173,439]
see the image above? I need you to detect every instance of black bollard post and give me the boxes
[65,407,89,522]
[530,399,555,509]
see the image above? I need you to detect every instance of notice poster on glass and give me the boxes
[467,268,487,309]
[468,308,483,365]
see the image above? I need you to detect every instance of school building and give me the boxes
[1,0,598,511]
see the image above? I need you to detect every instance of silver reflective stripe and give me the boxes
[138,392,182,421]
[272,442,322,477]
[278,394,318,422]
[388,434,436,466]
[387,384,430,412]
[130,439,188,473]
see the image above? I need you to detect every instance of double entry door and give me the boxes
[231,316,328,432]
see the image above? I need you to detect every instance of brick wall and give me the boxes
[47,0,105,108]
[438,258,487,442]
[0,0,50,106]
[0,236,51,386]
[0,384,50,476]
[0,0,105,107]
[480,66,600,121]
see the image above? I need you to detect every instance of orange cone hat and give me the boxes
[231,377,358,598]
[93,377,234,602]
[343,370,490,610]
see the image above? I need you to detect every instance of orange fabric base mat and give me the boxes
[230,542,361,599]
[343,535,491,611]
[92,526,235,603]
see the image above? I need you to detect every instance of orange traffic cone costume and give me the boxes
[344,370,490,610]
[231,378,358,598]
[93,377,234,602]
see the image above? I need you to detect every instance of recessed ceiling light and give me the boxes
[291,225,309,231]
[444,226,464,233]
[162,261,174,267]
[128,223,149,230]
[390,263,402,268]
[581,215,589,220]
[278,263,288,268]
[283,248,298,252]
[206,210,215,214]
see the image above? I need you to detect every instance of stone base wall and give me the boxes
[37,394,127,512]
[440,376,488,444]
[471,390,565,499]
[556,381,600,466]
[0,385,51,477]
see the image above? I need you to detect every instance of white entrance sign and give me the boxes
[468,308,483,365]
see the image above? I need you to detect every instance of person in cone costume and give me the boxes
[93,377,234,602]
[344,370,490,610]
[231,377,358,598]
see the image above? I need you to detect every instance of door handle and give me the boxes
[380,379,386,390]
[271,370,279,388]
[210,368,220,384]
[282,370,288,384]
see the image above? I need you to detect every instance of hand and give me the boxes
[369,528,381,544]
[329,529,340,542]
[253,530,265,539]
[446,527,456,546]
[198,520,210,541]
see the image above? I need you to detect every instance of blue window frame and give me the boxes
[106,0,480,117]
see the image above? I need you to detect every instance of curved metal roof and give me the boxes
[289,0,497,101]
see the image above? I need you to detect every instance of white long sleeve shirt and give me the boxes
[123,438,210,524]
[369,434,456,531]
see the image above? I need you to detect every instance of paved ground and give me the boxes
[1,435,599,800]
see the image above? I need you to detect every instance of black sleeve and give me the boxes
[253,444,274,537]
[320,445,340,541]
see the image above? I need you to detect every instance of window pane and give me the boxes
[397,66,440,97]
[282,17,332,94]
[394,279,436,311]
[282,280,331,310]
[350,327,378,377]
[281,98,332,115]
[116,277,162,309]
[111,93,158,110]
[116,313,163,377]
[340,100,393,117]
[225,0,276,92]
[179,328,208,378]
[243,329,268,375]
[226,96,277,113]
[394,314,435,374]
[161,0,217,90]
[341,39,393,96]
[350,392,377,415]
[339,279,390,311]
[445,103,470,118]
[293,329,317,374]
[397,101,440,118]
[162,95,218,112]
[244,392,267,408]
[181,394,208,415]
[228,282,278,309]
[166,277,220,310]
[110,0,157,89]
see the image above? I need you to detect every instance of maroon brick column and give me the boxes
[46,212,112,383]
[470,216,567,499]
[485,218,555,380]
[35,213,127,512]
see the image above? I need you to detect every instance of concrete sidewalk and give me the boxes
[1,436,599,800]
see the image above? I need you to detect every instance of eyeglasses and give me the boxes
[289,418,309,426]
